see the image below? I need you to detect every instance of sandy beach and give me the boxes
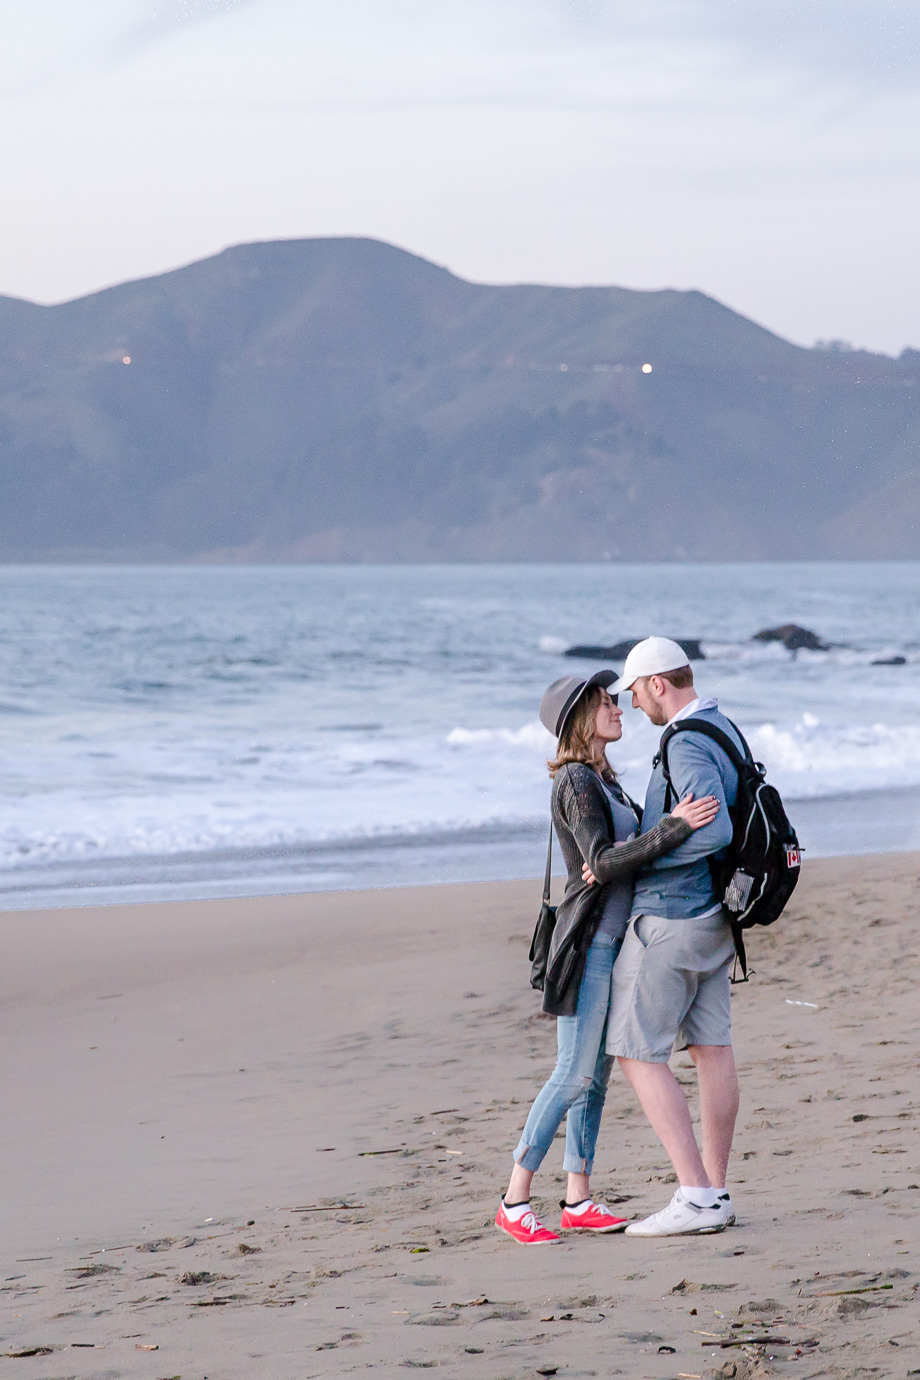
[2,855,919,1378]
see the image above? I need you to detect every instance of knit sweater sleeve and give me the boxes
[586,813,693,881]
[555,767,692,882]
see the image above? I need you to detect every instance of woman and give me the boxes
[496,670,719,1244]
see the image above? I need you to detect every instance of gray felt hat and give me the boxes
[539,669,617,739]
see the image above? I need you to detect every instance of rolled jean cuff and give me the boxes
[562,1152,593,1174]
[513,1139,548,1172]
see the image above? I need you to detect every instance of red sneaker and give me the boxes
[495,1202,561,1245]
[559,1199,628,1233]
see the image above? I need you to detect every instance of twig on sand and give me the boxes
[304,1201,366,1209]
[703,1335,818,1349]
[812,1283,893,1296]
[705,1336,789,1348]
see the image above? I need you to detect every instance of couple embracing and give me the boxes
[497,637,744,1243]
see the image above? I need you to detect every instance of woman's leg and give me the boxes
[563,1046,615,1195]
[505,938,615,1203]
[562,937,620,1193]
[505,1014,579,1202]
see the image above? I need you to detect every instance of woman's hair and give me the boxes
[547,685,615,782]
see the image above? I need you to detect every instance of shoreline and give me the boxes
[3,782,920,911]
[2,855,920,1374]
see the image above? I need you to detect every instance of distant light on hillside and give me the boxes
[641,362,653,373]
[122,356,131,364]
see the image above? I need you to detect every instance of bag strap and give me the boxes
[542,821,554,905]
[609,777,643,827]
[656,717,754,810]
[730,920,750,984]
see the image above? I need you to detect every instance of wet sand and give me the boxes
[1,855,919,1377]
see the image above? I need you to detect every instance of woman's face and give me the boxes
[593,690,623,743]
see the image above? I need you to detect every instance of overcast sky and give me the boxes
[2,0,918,353]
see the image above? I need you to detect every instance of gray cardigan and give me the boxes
[541,761,692,1016]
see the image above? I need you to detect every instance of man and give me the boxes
[593,636,742,1236]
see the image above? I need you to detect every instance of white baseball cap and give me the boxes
[610,636,691,695]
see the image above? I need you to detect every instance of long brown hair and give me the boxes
[547,684,615,782]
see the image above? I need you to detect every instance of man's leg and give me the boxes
[686,1044,739,1190]
[617,1057,709,1187]
[608,914,737,1235]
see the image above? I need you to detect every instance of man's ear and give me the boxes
[647,674,665,698]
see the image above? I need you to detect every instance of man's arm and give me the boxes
[648,734,733,869]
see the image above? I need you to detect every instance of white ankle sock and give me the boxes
[502,1200,531,1222]
[679,1185,718,1208]
[564,1199,593,1216]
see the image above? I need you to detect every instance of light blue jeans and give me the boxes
[513,933,620,1175]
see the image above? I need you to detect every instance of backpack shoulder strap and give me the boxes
[659,718,751,775]
[722,716,755,764]
[657,717,752,810]
[605,776,642,827]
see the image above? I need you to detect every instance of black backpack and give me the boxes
[657,717,802,979]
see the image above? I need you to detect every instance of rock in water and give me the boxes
[565,640,638,660]
[871,655,906,665]
[564,638,705,661]
[752,624,829,652]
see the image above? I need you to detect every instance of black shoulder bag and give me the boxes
[528,823,556,991]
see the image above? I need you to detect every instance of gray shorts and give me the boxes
[606,911,735,1063]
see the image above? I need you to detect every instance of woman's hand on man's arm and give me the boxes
[671,791,720,830]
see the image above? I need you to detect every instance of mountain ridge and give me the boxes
[1,236,917,561]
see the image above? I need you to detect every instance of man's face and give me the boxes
[630,676,668,726]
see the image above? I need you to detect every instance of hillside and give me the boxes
[0,237,918,560]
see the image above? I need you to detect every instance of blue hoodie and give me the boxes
[631,699,743,920]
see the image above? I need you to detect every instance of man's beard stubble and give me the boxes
[646,700,668,727]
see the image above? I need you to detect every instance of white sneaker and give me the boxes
[717,1192,735,1226]
[624,1189,728,1237]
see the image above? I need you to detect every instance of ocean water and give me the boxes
[1,562,920,909]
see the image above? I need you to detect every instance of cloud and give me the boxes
[553,0,920,88]
[6,0,917,112]
[101,0,920,119]
[36,1,788,117]
[0,0,261,100]
[696,0,920,85]
[129,0,259,40]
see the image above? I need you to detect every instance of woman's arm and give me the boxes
[582,814,692,883]
[556,768,693,884]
